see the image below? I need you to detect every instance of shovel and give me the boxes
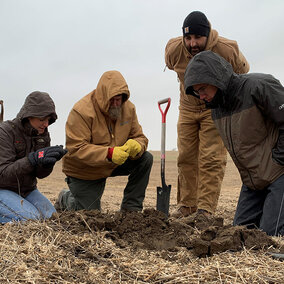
[156,97,172,217]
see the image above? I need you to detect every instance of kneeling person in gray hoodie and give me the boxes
[184,50,284,236]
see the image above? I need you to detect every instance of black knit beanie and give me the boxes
[182,11,210,37]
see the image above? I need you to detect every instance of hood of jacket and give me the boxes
[184,50,234,99]
[94,71,130,114]
[16,91,57,125]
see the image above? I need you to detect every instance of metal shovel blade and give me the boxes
[157,184,171,217]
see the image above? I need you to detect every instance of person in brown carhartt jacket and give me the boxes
[165,11,249,218]
[0,91,66,223]
[57,70,153,212]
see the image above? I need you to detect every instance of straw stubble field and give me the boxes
[0,151,283,283]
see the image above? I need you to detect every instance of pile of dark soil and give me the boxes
[52,208,276,257]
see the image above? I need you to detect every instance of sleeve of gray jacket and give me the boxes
[255,75,284,129]
[255,75,284,165]
[272,129,284,165]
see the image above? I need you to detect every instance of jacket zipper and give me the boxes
[108,124,114,139]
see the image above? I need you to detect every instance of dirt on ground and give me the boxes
[52,207,276,258]
[40,151,280,258]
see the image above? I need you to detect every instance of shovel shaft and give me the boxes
[158,97,171,175]
[160,123,166,184]
[157,97,171,217]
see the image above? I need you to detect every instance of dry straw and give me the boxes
[0,215,283,284]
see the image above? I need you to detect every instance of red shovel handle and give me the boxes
[158,98,171,123]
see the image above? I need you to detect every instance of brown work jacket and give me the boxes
[62,70,148,180]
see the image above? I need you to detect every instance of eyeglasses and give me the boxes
[193,84,208,97]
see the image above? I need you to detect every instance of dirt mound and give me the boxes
[51,208,276,257]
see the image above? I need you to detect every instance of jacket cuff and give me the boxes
[107,147,114,160]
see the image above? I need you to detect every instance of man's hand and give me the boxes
[28,145,68,167]
[108,145,129,165]
[124,139,141,158]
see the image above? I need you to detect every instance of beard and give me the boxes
[185,40,207,56]
[190,46,201,56]
[108,106,122,120]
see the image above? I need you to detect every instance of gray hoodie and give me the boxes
[184,51,284,190]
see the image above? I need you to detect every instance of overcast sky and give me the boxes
[1,0,284,150]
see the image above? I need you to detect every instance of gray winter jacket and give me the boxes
[0,91,57,197]
[184,51,284,190]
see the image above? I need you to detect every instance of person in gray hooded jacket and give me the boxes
[184,50,284,236]
[0,91,67,223]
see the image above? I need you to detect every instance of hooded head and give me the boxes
[184,51,234,107]
[17,91,57,125]
[95,70,130,116]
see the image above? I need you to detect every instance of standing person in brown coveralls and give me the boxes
[165,11,250,218]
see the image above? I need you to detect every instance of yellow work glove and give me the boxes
[110,145,129,165]
[124,139,142,158]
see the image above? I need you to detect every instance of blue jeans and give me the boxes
[0,189,56,223]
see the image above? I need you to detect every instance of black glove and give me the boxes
[28,145,68,167]
[272,129,284,165]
